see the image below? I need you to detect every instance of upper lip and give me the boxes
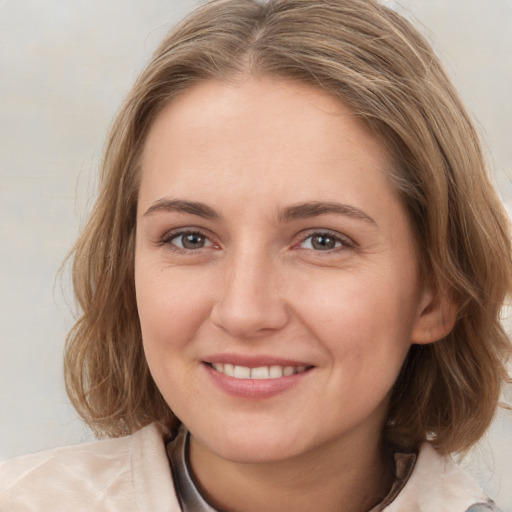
[204,353,313,368]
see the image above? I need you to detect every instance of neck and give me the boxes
[188,431,394,512]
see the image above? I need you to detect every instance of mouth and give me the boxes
[203,358,314,398]
[207,362,311,380]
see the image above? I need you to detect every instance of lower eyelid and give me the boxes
[297,232,354,250]
[161,230,214,248]
[158,229,353,252]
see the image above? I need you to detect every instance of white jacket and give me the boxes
[0,423,499,512]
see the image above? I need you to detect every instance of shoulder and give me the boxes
[0,422,182,512]
[384,443,501,512]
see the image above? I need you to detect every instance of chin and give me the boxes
[213,439,299,464]
[190,421,307,464]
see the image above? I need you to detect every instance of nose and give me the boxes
[210,249,289,340]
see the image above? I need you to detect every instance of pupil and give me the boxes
[312,235,334,250]
[182,233,204,249]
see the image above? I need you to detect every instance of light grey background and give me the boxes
[1,0,511,509]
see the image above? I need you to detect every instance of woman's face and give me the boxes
[135,77,431,464]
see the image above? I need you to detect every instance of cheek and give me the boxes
[135,263,214,357]
[134,264,216,413]
[292,268,418,365]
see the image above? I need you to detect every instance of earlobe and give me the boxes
[410,288,458,345]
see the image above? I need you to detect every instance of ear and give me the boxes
[410,285,458,345]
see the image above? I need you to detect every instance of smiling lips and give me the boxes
[204,359,313,398]
[209,362,309,379]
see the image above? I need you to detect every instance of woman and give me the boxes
[1,0,510,510]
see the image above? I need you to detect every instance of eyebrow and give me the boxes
[143,198,376,226]
[278,201,376,225]
[143,199,220,219]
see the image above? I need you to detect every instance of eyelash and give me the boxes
[295,230,355,252]
[160,228,355,254]
[160,229,216,254]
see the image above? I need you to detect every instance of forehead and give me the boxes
[139,77,397,211]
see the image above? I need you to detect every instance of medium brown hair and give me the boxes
[65,0,512,454]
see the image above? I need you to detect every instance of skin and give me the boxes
[135,77,452,512]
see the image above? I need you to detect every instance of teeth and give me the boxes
[283,366,294,377]
[251,366,269,379]
[269,365,283,378]
[223,363,234,377]
[210,363,308,379]
[233,365,251,379]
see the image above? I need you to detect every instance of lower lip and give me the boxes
[203,363,312,399]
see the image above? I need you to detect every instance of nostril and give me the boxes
[210,299,289,339]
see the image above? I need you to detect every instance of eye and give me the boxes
[165,231,213,250]
[298,232,352,251]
